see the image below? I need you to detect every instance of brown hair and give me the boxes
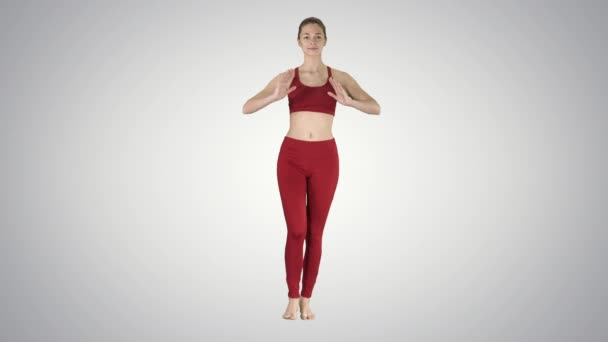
[297,17,327,41]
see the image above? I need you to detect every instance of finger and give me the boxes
[287,86,297,94]
[329,77,343,92]
[329,80,343,95]
[334,80,347,95]
[327,91,337,100]
[331,77,343,90]
[328,78,337,91]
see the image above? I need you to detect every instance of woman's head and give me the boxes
[297,17,327,52]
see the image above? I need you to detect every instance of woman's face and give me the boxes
[298,24,326,54]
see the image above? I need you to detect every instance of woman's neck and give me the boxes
[301,56,325,71]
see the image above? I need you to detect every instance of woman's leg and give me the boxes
[277,150,308,299]
[301,151,339,298]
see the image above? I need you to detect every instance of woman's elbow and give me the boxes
[242,102,251,114]
[373,102,381,115]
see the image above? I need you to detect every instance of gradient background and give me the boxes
[1,1,607,341]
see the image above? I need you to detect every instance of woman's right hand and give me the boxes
[271,69,297,101]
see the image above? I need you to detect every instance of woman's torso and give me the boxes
[286,111,333,140]
[286,65,340,141]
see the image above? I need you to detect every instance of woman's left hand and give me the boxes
[328,77,354,107]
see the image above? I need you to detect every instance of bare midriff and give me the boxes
[286,111,334,141]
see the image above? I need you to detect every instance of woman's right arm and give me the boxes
[242,69,296,114]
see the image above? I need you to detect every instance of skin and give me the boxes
[242,23,381,320]
[242,23,381,141]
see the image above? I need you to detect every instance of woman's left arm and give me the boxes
[328,72,381,115]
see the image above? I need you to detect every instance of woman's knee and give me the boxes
[287,228,306,241]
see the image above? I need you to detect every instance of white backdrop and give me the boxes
[1,1,607,341]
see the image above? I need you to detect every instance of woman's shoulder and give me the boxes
[329,66,346,75]
[328,66,351,82]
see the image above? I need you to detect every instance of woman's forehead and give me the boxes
[301,25,323,34]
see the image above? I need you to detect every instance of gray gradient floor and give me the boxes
[1,1,607,341]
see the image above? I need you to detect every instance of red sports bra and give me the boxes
[288,66,337,116]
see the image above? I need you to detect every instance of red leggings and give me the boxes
[277,136,340,298]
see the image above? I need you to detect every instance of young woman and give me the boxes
[242,17,380,320]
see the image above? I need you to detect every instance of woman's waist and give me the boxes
[289,112,333,138]
[280,134,338,157]
[289,111,334,122]
[286,126,333,141]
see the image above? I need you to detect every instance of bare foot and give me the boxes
[282,297,299,320]
[299,297,315,320]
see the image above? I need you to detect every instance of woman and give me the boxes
[242,17,380,320]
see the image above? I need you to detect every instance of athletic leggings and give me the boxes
[277,136,340,298]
